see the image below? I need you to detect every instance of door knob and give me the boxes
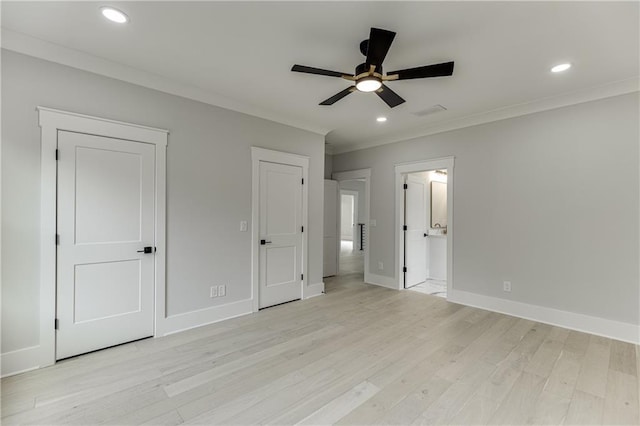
[137,246,154,253]
[260,239,272,245]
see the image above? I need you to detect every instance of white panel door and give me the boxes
[404,174,428,288]
[56,131,155,359]
[323,180,338,277]
[259,161,303,308]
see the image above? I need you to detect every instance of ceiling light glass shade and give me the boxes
[551,63,571,73]
[101,7,129,23]
[376,117,387,122]
[356,78,382,92]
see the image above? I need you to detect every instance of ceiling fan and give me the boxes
[291,27,454,108]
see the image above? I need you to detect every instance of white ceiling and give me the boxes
[2,1,639,153]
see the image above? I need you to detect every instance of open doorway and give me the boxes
[338,180,365,277]
[395,158,453,299]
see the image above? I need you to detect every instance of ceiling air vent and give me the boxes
[412,104,447,117]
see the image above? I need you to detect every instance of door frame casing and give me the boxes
[251,147,309,313]
[394,157,454,294]
[38,107,168,368]
[332,169,371,283]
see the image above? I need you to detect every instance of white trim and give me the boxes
[3,29,327,136]
[161,299,253,336]
[332,169,372,284]
[306,282,325,299]
[332,78,640,154]
[366,273,398,290]
[449,289,640,345]
[37,107,168,145]
[395,158,455,298]
[251,147,310,312]
[37,107,168,368]
[1,346,41,378]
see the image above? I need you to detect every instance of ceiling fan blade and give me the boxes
[365,28,396,68]
[388,61,454,80]
[376,84,405,108]
[291,65,353,78]
[319,87,355,105]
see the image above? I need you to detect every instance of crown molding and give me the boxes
[3,28,637,154]
[1,28,329,136]
[332,76,640,154]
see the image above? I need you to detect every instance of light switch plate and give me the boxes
[240,221,248,232]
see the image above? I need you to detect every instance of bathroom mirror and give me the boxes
[430,181,447,228]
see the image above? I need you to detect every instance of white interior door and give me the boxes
[404,174,428,288]
[259,161,303,308]
[56,131,155,359]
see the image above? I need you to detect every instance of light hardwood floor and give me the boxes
[339,240,364,276]
[2,274,639,425]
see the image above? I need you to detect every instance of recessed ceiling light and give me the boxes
[101,7,129,24]
[551,63,571,73]
[376,117,387,123]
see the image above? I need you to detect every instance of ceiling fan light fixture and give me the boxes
[356,77,382,92]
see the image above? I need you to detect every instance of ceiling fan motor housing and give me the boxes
[359,39,369,56]
[355,62,382,76]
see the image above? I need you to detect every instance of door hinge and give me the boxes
[403,225,407,231]
[301,178,304,185]
[403,183,408,190]
[301,226,304,232]
[56,234,60,245]
[301,273,304,280]
[55,149,59,161]
[54,318,59,330]
[403,266,407,273]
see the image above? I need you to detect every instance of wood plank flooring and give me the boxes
[2,273,638,425]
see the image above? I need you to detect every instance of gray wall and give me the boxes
[324,153,333,179]
[334,93,639,325]
[1,50,325,353]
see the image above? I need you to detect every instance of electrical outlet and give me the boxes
[240,221,248,232]
[218,285,226,297]
[503,281,512,292]
[378,261,384,270]
[210,286,218,298]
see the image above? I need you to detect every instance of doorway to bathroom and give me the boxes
[395,158,453,299]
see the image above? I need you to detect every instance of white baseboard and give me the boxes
[160,298,253,336]
[1,345,42,378]
[366,273,399,290]
[449,289,640,345]
[305,282,325,299]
